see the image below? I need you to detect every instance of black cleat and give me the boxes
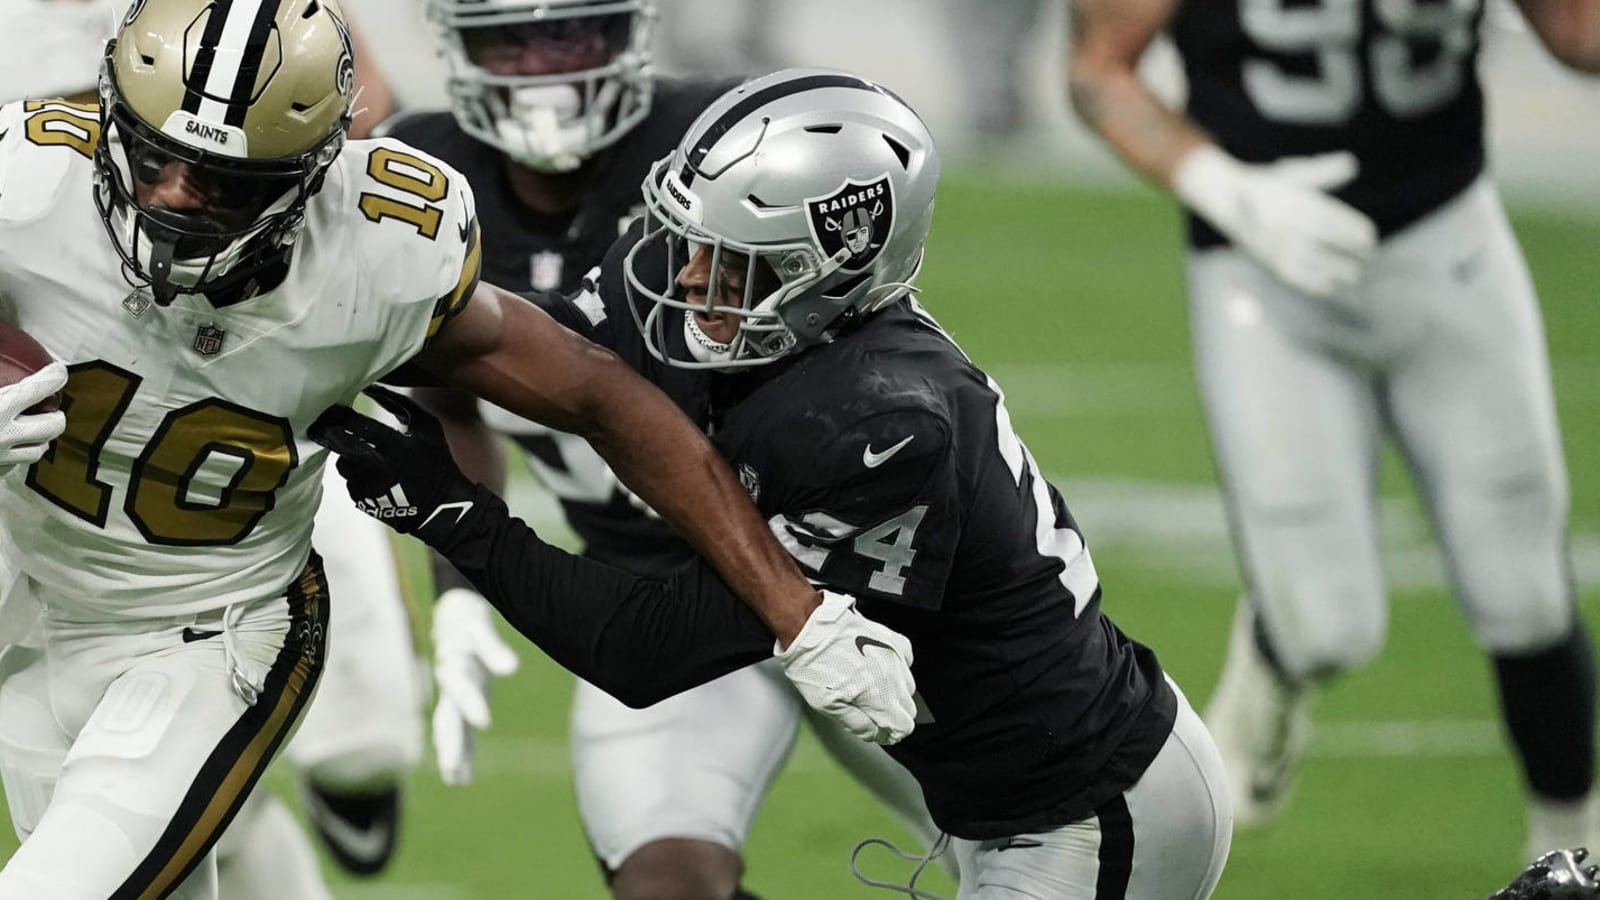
[301,782,401,877]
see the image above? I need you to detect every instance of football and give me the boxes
[0,321,62,414]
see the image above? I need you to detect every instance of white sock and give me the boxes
[1527,791,1597,863]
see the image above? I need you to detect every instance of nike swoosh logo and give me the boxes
[862,435,914,468]
[995,838,1044,853]
[458,218,471,243]
[181,627,221,643]
[305,794,394,865]
[854,635,895,656]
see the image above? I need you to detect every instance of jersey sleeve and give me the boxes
[430,485,773,707]
[350,137,482,383]
[772,407,958,610]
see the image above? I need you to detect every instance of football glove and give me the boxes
[431,587,520,786]
[0,362,67,476]
[309,386,478,547]
[776,590,918,745]
[1490,849,1600,900]
[1174,146,1379,298]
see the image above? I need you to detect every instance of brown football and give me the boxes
[0,321,62,415]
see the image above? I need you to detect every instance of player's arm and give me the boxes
[414,280,820,646]
[1516,0,1600,72]
[1067,0,1202,189]
[310,390,918,742]
[1068,0,1376,297]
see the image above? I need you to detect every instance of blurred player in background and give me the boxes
[387,3,944,897]
[1069,0,1600,860]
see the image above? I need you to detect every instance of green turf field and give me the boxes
[10,174,1600,899]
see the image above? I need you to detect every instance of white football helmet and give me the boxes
[624,68,941,369]
[425,0,656,172]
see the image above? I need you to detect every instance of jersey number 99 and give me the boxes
[1241,0,1479,125]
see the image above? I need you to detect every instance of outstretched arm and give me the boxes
[417,281,819,645]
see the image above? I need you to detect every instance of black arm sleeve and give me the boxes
[432,485,774,707]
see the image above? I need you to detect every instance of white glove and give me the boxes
[430,587,519,786]
[1174,146,1378,298]
[0,363,67,476]
[776,590,917,745]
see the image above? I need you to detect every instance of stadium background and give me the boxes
[3,0,1599,897]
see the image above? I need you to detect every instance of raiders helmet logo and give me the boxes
[805,176,894,273]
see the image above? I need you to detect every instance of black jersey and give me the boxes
[382,78,737,576]
[483,234,1179,840]
[1172,0,1487,247]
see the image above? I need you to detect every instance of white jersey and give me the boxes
[0,1,121,104]
[0,99,479,619]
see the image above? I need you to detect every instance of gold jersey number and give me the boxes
[26,362,297,546]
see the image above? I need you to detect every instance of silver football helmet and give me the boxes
[625,68,940,369]
[425,0,656,172]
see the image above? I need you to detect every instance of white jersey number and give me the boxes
[26,362,295,546]
[1240,0,1479,125]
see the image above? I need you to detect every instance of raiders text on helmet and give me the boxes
[94,0,356,305]
[424,0,656,172]
[624,68,940,369]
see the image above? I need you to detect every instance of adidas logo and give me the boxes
[358,485,418,520]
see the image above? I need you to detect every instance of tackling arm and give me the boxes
[417,281,820,645]
[1516,0,1600,72]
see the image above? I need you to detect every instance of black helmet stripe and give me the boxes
[678,74,884,188]
[227,0,285,126]
[181,0,235,115]
[178,0,286,127]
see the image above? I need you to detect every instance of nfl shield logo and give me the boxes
[193,323,226,356]
[805,175,895,274]
[530,251,564,292]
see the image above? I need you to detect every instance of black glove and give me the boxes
[1491,849,1600,900]
[309,386,480,547]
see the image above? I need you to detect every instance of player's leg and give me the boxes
[572,659,802,900]
[949,681,1231,899]
[214,791,334,900]
[0,557,328,900]
[286,470,424,875]
[1380,179,1595,859]
[1187,247,1389,826]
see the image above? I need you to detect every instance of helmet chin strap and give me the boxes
[142,221,182,307]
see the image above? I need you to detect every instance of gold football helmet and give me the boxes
[94,0,357,304]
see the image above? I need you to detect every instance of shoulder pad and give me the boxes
[0,99,100,227]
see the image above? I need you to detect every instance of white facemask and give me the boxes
[496,81,620,172]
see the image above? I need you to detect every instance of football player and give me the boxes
[382,3,947,898]
[315,68,1235,900]
[0,5,917,900]
[1,4,425,895]
[1068,0,1600,857]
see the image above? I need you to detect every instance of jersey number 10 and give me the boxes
[1241,0,1479,125]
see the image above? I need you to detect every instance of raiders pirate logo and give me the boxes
[805,176,894,273]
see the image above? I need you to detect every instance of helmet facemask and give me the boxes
[625,160,869,371]
[430,1,656,172]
